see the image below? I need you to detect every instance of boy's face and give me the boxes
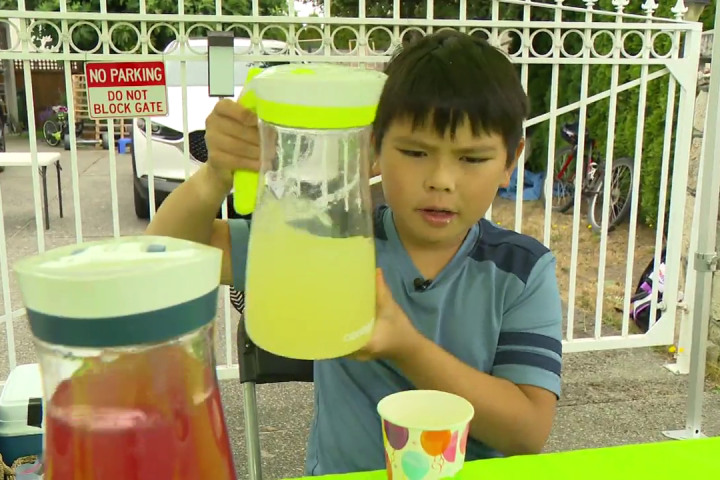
[374,115,521,248]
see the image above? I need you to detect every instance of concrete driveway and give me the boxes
[0,137,719,479]
[0,136,313,478]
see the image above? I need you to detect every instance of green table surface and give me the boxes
[290,437,720,479]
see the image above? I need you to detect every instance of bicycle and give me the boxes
[43,106,83,148]
[545,121,634,234]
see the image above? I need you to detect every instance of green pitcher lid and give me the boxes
[14,236,222,348]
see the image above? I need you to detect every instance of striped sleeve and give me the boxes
[492,252,563,398]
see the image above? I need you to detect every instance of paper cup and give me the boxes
[377,390,474,480]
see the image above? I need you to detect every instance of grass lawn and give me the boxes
[369,185,660,339]
[488,197,659,338]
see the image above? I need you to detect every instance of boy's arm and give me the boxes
[145,163,246,286]
[393,253,562,456]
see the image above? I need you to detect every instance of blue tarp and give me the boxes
[497,168,545,202]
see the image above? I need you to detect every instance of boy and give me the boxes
[147,30,563,475]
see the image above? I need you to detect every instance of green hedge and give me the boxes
[17,0,715,229]
[331,0,717,229]
[524,0,715,228]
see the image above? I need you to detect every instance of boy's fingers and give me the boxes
[207,118,260,146]
[206,149,261,172]
[376,268,389,305]
[224,144,260,163]
[205,129,261,158]
[238,106,259,126]
[213,98,258,127]
[235,155,261,171]
[213,99,243,120]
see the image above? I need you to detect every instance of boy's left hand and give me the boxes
[351,269,421,362]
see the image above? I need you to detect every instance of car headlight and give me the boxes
[136,119,183,141]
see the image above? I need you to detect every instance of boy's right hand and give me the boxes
[204,99,262,190]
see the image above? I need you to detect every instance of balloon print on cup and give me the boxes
[442,431,459,462]
[459,424,470,455]
[384,420,409,450]
[402,451,430,480]
[383,424,469,479]
[377,390,475,480]
[420,430,452,457]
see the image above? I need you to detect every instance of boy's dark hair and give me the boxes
[372,30,529,165]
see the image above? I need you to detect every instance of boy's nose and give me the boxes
[425,166,456,192]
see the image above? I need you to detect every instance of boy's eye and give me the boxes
[463,156,489,164]
[398,149,426,158]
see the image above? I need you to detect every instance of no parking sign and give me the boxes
[84,61,169,119]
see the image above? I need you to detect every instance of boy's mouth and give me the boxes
[418,207,457,226]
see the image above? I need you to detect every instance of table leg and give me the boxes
[55,160,63,218]
[242,382,263,480]
[41,166,49,230]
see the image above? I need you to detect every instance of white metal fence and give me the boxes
[0,0,704,383]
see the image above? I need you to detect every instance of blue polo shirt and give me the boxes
[229,204,563,476]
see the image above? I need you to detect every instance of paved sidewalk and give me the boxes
[219,348,720,479]
[1,140,717,479]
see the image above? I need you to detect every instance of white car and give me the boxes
[132,37,289,219]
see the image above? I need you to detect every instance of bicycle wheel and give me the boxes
[587,156,634,234]
[543,146,577,213]
[43,120,61,147]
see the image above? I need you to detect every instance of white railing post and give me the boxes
[666,31,714,376]
[663,23,717,441]
[666,86,707,376]
[0,0,708,375]
[660,17,702,357]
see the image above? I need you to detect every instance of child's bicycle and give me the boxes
[43,106,83,148]
[545,121,634,233]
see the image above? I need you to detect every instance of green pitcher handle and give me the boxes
[233,67,263,216]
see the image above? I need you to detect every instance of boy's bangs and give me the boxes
[372,32,529,158]
[384,54,519,140]
[397,100,495,142]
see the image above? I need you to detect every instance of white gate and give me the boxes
[0,0,703,381]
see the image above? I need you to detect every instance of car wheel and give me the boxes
[133,182,150,220]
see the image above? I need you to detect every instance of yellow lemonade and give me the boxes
[244,197,376,360]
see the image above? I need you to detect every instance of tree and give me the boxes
[0,0,288,52]
[325,0,521,49]
[327,0,716,228]
[4,0,714,226]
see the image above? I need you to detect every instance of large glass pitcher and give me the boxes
[236,64,387,360]
[14,237,236,480]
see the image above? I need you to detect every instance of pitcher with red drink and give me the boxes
[14,236,237,480]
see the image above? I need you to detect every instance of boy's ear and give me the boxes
[500,138,525,188]
[369,133,381,177]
